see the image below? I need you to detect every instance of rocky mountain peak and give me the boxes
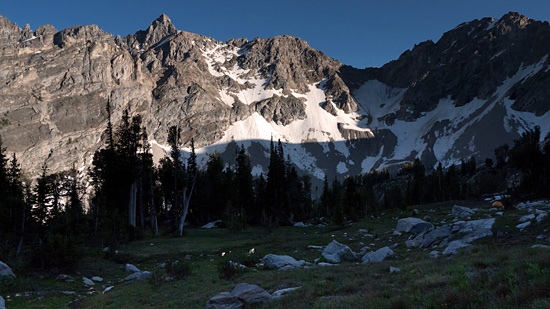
[132,13,177,48]
[498,11,531,29]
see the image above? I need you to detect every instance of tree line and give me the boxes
[1,103,549,270]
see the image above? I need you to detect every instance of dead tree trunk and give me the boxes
[178,173,197,236]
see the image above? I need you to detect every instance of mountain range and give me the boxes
[1,11,549,184]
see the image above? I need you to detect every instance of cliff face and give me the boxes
[1,12,549,182]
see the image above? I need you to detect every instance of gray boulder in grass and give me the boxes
[262,254,305,270]
[395,217,434,234]
[0,261,15,278]
[362,246,395,263]
[231,283,272,304]
[322,240,358,263]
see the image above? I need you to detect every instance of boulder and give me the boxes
[206,292,243,309]
[231,283,272,304]
[317,262,337,267]
[92,276,103,282]
[390,266,400,273]
[536,213,548,223]
[452,205,475,218]
[124,271,151,281]
[429,250,440,258]
[0,261,15,278]
[322,240,358,263]
[201,220,222,229]
[395,218,434,234]
[125,263,140,272]
[362,246,395,263]
[262,254,305,270]
[420,225,452,248]
[531,244,550,249]
[293,222,312,227]
[453,218,495,243]
[0,296,5,309]
[82,277,95,286]
[443,240,470,255]
[516,221,531,231]
[307,245,324,250]
[519,214,535,222]
[272,287,301,300]
[56,274,73,281]
[103,286,115,294]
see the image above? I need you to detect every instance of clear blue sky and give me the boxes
[2,1,550,68]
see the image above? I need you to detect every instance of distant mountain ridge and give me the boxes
[0,12,549,183]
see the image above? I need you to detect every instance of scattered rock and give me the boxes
[56,274,73,281]
[91,276,103,282]
[293,222,312,227]
[443,240,471,256]
[206,291,243,309]
[103,286,114,294]
[307,245,324,250]
[519,214,535,222]
[207,283,274,308]
[429,250,440,258]
[82,277,95,286]
[0,261,15,278]
[322,240,358,263]
[124,271,151,281]
[201,220,222,229]
[536,213,548,223]
[531,244,550,249]
[231,283,272,304]
[262,254,305,270]
[496,212,503,216]
[317,262,337,267]
[390,266,400,273]
[362,246,395,263]
[516,221,531,231]
[272,287,301,299]
[125,264,140,273]
[452,205,475,218]
[419,225,452,248]
[62,291,76,295]
[396,217,434,234]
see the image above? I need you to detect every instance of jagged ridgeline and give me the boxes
[1,12,550,184]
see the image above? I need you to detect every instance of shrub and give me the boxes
[218,259,243,280]
[165,260,192,280]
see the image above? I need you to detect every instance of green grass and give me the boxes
[2,202,550,308]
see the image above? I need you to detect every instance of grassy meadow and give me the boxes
[2,201,550,308]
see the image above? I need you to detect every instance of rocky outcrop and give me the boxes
[1,11,550,183]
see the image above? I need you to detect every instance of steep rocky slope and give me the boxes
[0,12,549,182]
